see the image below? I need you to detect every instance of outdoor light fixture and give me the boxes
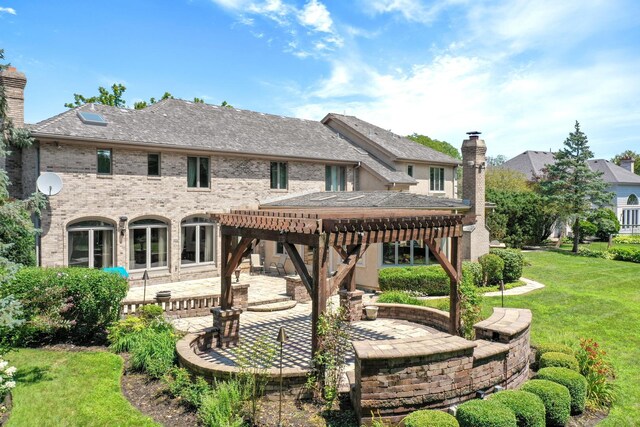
[476,390,487,399]
[234,267,241,283]
[119,216,128,236]
[500,280,505,308]
[142,270,149,306]
[277,326,289,427]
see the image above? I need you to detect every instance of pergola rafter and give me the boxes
[212,208,470,356]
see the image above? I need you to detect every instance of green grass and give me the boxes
[559,241,640,251]
[421,251,640,424]
[5,349,158,427]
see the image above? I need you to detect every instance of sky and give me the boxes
[1,0,639,159]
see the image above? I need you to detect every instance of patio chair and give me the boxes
[250,253,265,275]
[270,254,287,276]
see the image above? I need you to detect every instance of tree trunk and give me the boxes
[572,217,580,253]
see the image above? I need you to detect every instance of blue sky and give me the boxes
[1,0,639,159]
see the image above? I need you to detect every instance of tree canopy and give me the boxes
[611,150,640,175]
[539,121,612,252]
[406,133,461,159]
[486,167,531,193]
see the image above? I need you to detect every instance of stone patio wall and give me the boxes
[374,303,451,332]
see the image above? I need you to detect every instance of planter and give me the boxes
[365,305,379,321]
[0,391,12,426]
[155,290,172,303]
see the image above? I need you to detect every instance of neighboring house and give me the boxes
[503,150,640,234]
[1,67,489,288]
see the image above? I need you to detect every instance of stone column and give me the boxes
[461,132,490,261]
[340,289,364,322]
[231,283,249,309]
[211,307,243,348]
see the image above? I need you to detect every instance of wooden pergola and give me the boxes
[212,208,471,355]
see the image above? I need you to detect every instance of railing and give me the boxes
[121,294,221,318]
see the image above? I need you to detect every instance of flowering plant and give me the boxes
[576,338,616,409]
[0,358,17,400]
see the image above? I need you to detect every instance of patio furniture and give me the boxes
[270,254,287,276]
[250,254,264,275]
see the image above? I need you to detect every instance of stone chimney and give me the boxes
[0,66,27,128]
[461,131,490,261]
[620,157,635,174]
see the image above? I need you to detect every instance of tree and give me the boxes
[587,208,620,241]
[65,85,212,109]
[611,150,640,175]
[486,155,507,167]
[539,121,612,252]
[407,133,461,159]
[486,168,531,193]
[132,91,174,110]
[221,100,233,108]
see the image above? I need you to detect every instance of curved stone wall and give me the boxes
[374,303,450,332]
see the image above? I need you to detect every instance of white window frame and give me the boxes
[129,220,169,271]
[67,221,115,268]
[430,167,445,192]
[181,218,216,267]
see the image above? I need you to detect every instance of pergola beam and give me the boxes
[283,242,313,295]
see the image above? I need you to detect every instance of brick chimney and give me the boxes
[620,157,635,174]
[461,131,490,261]
[0,66,27,128]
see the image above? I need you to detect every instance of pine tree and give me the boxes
[540,121,612,252]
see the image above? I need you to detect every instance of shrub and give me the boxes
[587,208,620,240]
[456,399,516,427]
[377,290,425,306]
[478,253,504,286]
[165,367,210,409]
[462,261,483,287]
[107,316,146,353]
[378,265,449,295]
[612,235,640,244]
[129,324,177,379]
[575,338,616,409]
[489,390,545,427]
[138,304,163,320]
[577,247,608,258]
[2,267,128,344]
[534,343,575,363]
[460,263,482,340]
[0,357,17,401]
[607,246,640,263]
[198,379,247,427]
[490,249,524,282]
[539,351,579,372]
[521,379,571,426]
[537,367,588,414]
[404,409,459,426]
[578,220,598,240]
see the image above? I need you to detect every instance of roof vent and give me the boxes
[77,111,107,126]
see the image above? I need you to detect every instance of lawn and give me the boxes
[5,349,158,427]
[559,241,640,251]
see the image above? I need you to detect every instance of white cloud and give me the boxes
[298,0,333,33]
[0,6,16,15]
[365,0,465,23]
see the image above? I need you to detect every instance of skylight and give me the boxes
[77,111,107,126]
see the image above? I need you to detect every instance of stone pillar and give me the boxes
[340,289,364,322]
[461,132,490,261]
[211,307,242,348]
[285,275,311,302]
[231,283,249,309]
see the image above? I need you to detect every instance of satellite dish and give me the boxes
[36,172,63,196]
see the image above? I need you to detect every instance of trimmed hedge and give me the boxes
[378,265,449,295]
[612,235,640,244]
[404,409,459,427]
[607,246,640,263]
[2,267,128,344]
[521,379,571,426]
[488,390,546,427]
[535,343,574,363]
[456,399,516,427]
[539,351,579,372]
[537,367,588,414]
[478,253,504,286]
[490,249,524,282]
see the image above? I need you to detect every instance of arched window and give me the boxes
[627,194,639,205]
[68,220,115,268]
[181,217,216,265]
[129,219,169,270]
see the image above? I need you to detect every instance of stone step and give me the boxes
[247,296,291,307]
[246,300,298,312]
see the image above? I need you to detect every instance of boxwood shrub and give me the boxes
[478,253,504,286]
[521,379,571,426]
[488,390,546,427]
[535,343,574,363]
[490,249,524,282]
[2,267,128,344]
[456,399,516,427]
[378,265,449,295]
[404,409,459,426]
[539,351,579,372]
[537,367,588,414]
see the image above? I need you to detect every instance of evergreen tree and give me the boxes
[539,121,612,252]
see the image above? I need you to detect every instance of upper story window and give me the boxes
[430,167,445,192]
[181,217,216,266]
[148,153,160,176]
[187,156,209,188]
[68,220,114,269]
[129,219,168,270]
[325,165,346,192]
[270,162,288,189]
[97,149,112,175]
[407,165,414,177]
[627,194,639,205]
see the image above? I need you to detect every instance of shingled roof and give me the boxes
[261,191,469,210]
[30,100,431,185]
[322,113,460,165]
[503,150,640,184]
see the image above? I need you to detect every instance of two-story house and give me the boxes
[2,67,489,287]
